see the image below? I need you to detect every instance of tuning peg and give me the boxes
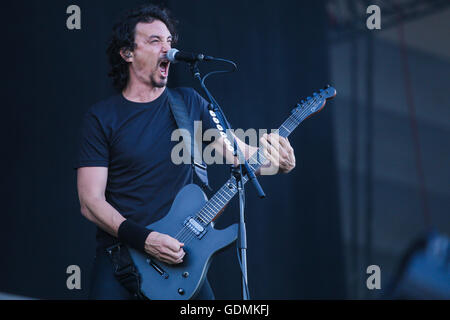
[313,92,318,96]
[324,84,330,89]
[300,100,306,104]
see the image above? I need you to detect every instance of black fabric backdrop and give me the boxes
[1,0,345,299]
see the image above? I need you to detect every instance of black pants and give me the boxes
[88,247,215,300]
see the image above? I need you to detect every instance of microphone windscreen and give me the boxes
[166,48,179,63]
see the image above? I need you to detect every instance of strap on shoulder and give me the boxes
[167,88,211,191]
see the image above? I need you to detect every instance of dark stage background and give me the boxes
[2,0,343,299]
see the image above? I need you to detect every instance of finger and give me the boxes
[167,251,185,262]
[163,245,185,262]
[160,256,178,265]
[289,151,296,164]
[261,134,277,153]
[176,251,186,264]
[263,148,279,168]
[266,142,293,169]
[259,135,273,154]
[278,135,294,154]
[160,249,185,264]
[266,139,284,160]
[259,133,269,147]
[267,133,281,150]
[277,136,290,149]
[163,235,184,253]
[172,250,185,264]
[273,135,293,157]
[262,149,280,175]
[279,140,294,165]
[268,134,290,160]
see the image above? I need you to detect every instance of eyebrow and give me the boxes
[148,35,173,40]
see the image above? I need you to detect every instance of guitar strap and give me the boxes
[106,243,146,299]
[167,88,211,191]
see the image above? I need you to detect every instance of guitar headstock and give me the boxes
[291,85,337,120]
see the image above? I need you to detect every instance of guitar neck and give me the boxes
[195,104,310,225]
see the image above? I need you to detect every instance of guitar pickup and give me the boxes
[184,216,207,239]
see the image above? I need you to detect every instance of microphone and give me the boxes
[166,48,214,63]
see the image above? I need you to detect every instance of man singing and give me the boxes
[75,4,295,300]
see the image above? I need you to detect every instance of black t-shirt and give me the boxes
[75,87,217,247]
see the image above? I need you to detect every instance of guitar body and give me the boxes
[128,184,238,300]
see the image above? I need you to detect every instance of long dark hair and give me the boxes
[106,4,178,92]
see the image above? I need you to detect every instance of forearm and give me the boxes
[80,196,125,238]
[77,167,152,252]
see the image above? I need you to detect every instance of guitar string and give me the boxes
[175,95,324,245]
[176,99,316,245]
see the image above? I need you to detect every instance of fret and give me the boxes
[214,193,226,206]
[199,207,213,219]
[220,189,232,202]
[283,117,299,132]
[279,125,291,137]
[223,184,234,196]
[202,204,215,218]
[220,187,232,200]
[196,211,210,223]
[208,198,221,212]
[288,113,301,126]
[214,192,225,203]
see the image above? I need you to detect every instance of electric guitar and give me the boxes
[128,85,337,300]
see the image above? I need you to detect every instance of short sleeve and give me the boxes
[74,111,110,169]
[193,90,217,133]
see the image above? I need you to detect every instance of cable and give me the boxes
[236,244,250,299]
[201,57,237,87]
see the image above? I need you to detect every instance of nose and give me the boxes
[162,41,171,53]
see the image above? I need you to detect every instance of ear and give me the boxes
[119,48,133,63]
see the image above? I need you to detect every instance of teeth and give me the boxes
[159,60,169,77]
[160,66,167,76]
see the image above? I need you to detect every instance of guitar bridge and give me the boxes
[183,216,207,239]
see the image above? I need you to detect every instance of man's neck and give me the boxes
[122,80,165,103]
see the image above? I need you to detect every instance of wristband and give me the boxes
[117,219,153,252]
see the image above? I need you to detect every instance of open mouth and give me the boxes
[159,59,170,77]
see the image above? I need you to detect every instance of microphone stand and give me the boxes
[189,61,265,300]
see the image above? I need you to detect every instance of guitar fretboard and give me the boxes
[194,97,322,225]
